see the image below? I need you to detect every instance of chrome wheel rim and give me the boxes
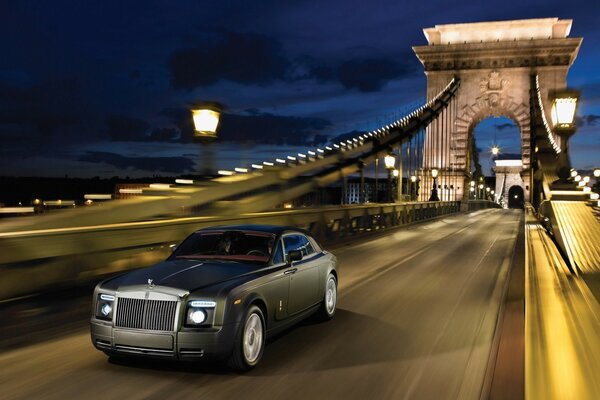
[243,313,263,363]
[325,277,337,315]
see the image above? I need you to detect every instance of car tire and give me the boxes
[316,273,337,321]
[228,305,265,372]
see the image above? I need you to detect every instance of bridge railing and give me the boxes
[0,201,459,301]
[468,200,502,211]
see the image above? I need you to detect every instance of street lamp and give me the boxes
[550,90,579,170]
[478,183,484,200]
[594,169,600,178]
[410,175,417,201]
[384,153,396,202]
[491,145,500,156]
[191,102,223,176]
[429,168,440,202]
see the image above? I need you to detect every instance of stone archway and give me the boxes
[413,18,582,203]
[508,186,525,209]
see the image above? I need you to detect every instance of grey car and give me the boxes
[90,225,338,371]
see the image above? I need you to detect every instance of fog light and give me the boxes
[190,310,206,324]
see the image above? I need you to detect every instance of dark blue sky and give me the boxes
[1,0,598,177]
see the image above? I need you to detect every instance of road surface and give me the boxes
[0,209,521,400]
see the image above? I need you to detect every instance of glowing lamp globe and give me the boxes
[384,154,396,170]
[550,96,578,131]
[191,103,222,139]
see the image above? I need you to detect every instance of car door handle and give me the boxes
[284,268,298,275]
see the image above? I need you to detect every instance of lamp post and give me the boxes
[410,175,417,201]
[470,180,475,199]
[478,183,484,200]
[191,102,223,176]
[550,90,579,171]
[384,153,396,203]
[429,168,440,202]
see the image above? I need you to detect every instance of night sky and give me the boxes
[1,0,599,178]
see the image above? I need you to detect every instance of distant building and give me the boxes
[114,183,150,200]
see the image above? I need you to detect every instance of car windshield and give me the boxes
[172,230,275,264]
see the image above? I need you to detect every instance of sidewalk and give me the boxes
[525,208,600,399]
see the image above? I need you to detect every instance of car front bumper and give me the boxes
[90,319,239,361]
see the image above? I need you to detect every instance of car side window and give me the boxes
[283,234,314,257]
[271,240,284,264]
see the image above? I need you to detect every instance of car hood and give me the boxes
[106,259,259,292]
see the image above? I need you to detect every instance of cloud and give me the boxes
[496,123,517,131]
[77,151,194,173]
[107,115,150,141]
[168,32,289,89]
[304,56,418,92]
[149,127,180,142]
[161,108,331,146]
[576,114,600,127]
[329,130,365,144]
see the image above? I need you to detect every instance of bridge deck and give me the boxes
[548,201,600,273]
[525,209,600,400]
[0,209,519,400]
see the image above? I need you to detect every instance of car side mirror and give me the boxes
[287,250,303,263]
[169,244,177,253]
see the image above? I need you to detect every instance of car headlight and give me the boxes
[96,293,115,321]
[186,300,216,326]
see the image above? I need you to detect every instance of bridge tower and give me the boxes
[413,18,582,205]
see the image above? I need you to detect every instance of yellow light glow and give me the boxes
[283,202,293,209]
[233,299,241,305]
[410,175,417,182]
[550,97,577,128]
[431,168,439,178]
[583,176,590,183]
[479,184,484,189]
[392,169,399,177]
[470,181,475,187]
[570,170,578,178]
[486,187,490,192]
[384,154,396,169]
[192,109,220,137]
[590,193,599,200]
[578,181,585,187]
[491,146,500,155]
[574,175,581,182]
[594,169,600,178]
[583,187,591,193]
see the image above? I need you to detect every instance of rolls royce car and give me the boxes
[90,225,338,371]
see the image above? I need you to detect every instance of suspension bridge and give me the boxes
[1,17,599,400]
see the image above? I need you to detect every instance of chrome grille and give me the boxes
[115,298,178,331]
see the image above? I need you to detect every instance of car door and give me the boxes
[283,234,320,315]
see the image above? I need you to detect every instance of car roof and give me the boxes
[196,224,308,236]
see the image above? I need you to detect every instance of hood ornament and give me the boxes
[147,279,155,289]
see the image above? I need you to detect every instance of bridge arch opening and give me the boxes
[471,116,521,177]
[508,185,524,209]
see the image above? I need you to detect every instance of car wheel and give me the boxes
[316,273,337,320]
[228,305,265,372]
